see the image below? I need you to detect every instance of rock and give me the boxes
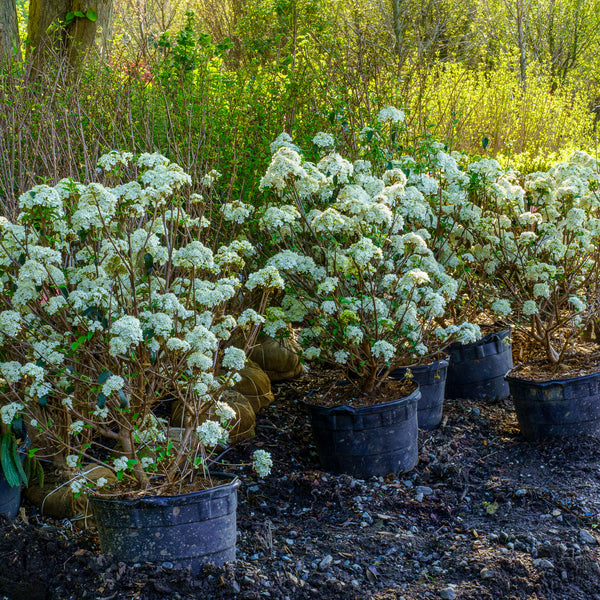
[472,407,480,416]
[319,555,333,570]
[480,568,494,579]
[561,570,568,581]
[416,486,434,496]
[533,559,554,569]
[404,480,413,488]
[552,509,561,517]
[580,529,596,544]
[439,586,456,600]
[515,489,527,497]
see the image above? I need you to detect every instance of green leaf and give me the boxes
[86,9,98,21]
[74,11,85,17]
[71,335,88,352]
[1,433,21,488]
[14,445,28,486]
[118,389,129,408]
[98,370,112,385]
[482,136,489,150]
[144,253,153,275]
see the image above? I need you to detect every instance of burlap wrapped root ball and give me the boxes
[248,334,304,382]
[233,360,274,413]
[24,464,117,527]
[171,389,256,443]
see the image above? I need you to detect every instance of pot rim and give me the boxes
[449,327,511,350]
[506,359,600,386]
[303,383,421,415]
[89,474,241,507]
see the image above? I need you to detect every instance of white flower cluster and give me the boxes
[377,106,406,123]
[0,151,278,491]
[196,420,228,448]
[252,449,273,478]
[259,133,475,381]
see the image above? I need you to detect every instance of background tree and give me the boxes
[0,0,21,62]
[27,0,114,66]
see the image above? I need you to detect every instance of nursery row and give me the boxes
[1,111,600,570]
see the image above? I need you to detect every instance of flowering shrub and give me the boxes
[0,152,279,493]
[257,128,479,395]
[449,151,600,364]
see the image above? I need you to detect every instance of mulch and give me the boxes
[2,371,600,600]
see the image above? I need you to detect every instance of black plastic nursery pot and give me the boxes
[0,471,22,519]
[305,386,420,478]
[445,329,513,401]
[90,478,240,572]
[391,359,449,430]
[506,368,600,440]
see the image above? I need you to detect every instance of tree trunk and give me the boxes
[391,0,405,59]
[27,0,114,68]
[0,0,21,63]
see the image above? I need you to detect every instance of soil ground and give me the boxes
[2,375,600,600]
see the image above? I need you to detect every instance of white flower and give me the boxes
[196,420,228,447]
[406,269,431,286]
[491,299,512,316]
[0,402,22,425]
[377,106,405,123]
[202,169,221,186]
[113,456,129,472]
[269,132,300,154]
[215,401,236,423]
[246,266,285,291]
[0,311,22,338]
[237,309,266,327]
[172,241,215,270]
[345,326,363,345]
[102,375,125,397]
[141,457,155,469]
[303,346,321,359]
[312,132,335,149]
[569,295,586,311]
[317,153,353,184]
[96,477,108,488]
[0,362,23,385]
[69,421,85,435]
[347,237,383,267]
[97,150,133,171]
[371,340,395,362]
[70,478,85,494]
[252,449,273,478]
[66,455,79,468]
[221,201,254,224]
[333,349,349,364]
[533,282,551,299]
[62,396,74,410]
[523,300,539,316]
[222,346,247,371]
[109,316,144,357]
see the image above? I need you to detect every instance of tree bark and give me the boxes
[27,0,114,68]
[0,0,21,63]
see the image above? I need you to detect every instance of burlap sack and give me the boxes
[248,334,304,382]
[24,464,117,528]
[171,389,256,444]
[233,360,274,413]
